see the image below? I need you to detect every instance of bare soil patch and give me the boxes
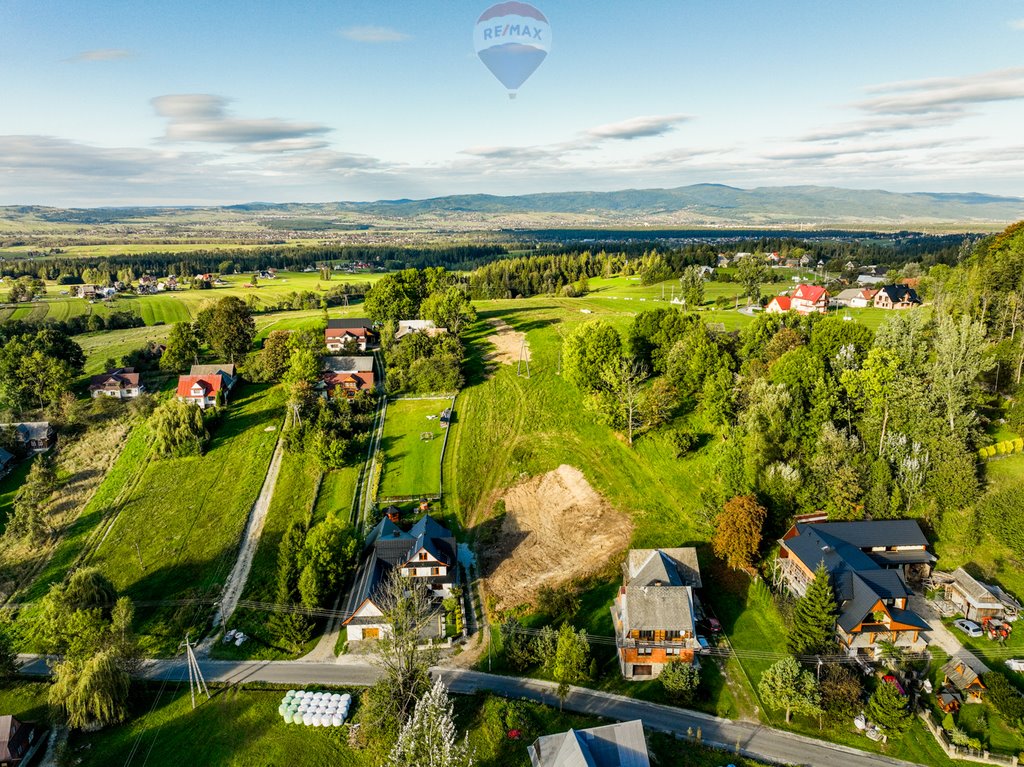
[480,464,633,612]
[484,319,529,369]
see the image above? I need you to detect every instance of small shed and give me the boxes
[942,658,986,701]
[945,568,1006,622]
[937,689,962,714]
[440,409,452,428]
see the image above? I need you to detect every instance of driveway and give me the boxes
[910,594,990,673]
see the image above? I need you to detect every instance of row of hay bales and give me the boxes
[278,689,351,727]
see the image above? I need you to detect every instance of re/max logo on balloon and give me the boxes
[474,2,551,98]
[481,23,544,41]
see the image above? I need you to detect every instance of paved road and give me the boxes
[18,656,923,767]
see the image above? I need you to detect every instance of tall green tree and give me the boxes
[160,322,200,373]
[866,680,912,738]
[553,624,590,709]
[758,656,821,723]
[199,296,256,363]
[787,564,837,655]
[563,320,623,394]
[931,312,994,435]
[678,265,706,309]
[420,286,477,335]
[737,254,771,304]
[151,399,208,457]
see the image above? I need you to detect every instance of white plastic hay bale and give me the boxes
[340,693,351,707]
[330,693,342,703]
[278,704,288,716]
[283,711,294,725]
[302,713,314,726]
[331,715,343,727]
[288,689,297,698]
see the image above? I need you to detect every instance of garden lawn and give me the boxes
[87,384,284,653]
[314,465,361,522]
[0,681,50,729]
[379,397,450,499]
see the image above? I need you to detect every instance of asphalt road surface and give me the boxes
[18,656,925,766]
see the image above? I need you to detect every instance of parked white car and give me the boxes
[1005,659,1024,672]
[954,619,983,638]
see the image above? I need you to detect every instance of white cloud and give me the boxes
[855,67,1024,115]
[339,25,410,43]
[584,114,691,141]
[1009,19,1024,31]
[66,48,135,63]
[152,94,331,147]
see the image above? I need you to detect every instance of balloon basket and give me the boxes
[508,92,516,100]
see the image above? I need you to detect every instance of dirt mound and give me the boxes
[481,465,633,612]
[484,319,529,368]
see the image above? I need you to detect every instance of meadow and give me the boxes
[2,270,393,327]
[378,397,451,499]
[83,385,284,653]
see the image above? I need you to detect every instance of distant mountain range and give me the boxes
[6,184,1024,230]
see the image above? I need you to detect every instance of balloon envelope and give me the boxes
[474,2,550,94]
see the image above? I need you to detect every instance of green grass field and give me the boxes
[0,457,34,536]
[379,397,450,499]
[314,465,360,521]
[85,385,283,653]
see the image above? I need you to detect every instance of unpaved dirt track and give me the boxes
[202,436,284,651]
[481,465,633,611]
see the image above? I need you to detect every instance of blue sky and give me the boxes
[1,0,1024,204]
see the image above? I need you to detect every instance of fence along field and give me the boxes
[378,397,453,501]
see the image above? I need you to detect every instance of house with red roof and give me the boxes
[791,284,830,314]
[176,375,224,409]
[765,295,792,314]
[325,318,377,352]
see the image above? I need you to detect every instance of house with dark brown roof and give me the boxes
[778,518,934,659]
[0,715,44,766]
[611,548,701,679]
[342,515,456,641]
[325,318,377,352]
[89,367,144,399]
[874,285,921,310]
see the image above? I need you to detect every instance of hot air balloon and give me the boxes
[473,2,551,98]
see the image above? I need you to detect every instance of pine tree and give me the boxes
[388,678,473,767]
[866,680,912,738]
[787,564,837,655]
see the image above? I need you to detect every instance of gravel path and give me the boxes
[198,435,284,655]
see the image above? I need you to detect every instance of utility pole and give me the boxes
[517,338,530,378]
[180,634,210,710]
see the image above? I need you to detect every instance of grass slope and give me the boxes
[86,385,283,652]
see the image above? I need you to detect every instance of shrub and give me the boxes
[666,428,697,458]
[660,661,700,704]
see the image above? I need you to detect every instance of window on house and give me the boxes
[638,630,654,641]
[418,553,428,561]
[432,567,440,576]
[638,647,652,656]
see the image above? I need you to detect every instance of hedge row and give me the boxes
[978,438,1024,459]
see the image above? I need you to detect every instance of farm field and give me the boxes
[85,385,284,653]
[1,270,393,327]
[379,397,451,499]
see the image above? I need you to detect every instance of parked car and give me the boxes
[696,636,710,653]
[954,619,983,638]
[703,617,723,634]
[1006,659,1024,672]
